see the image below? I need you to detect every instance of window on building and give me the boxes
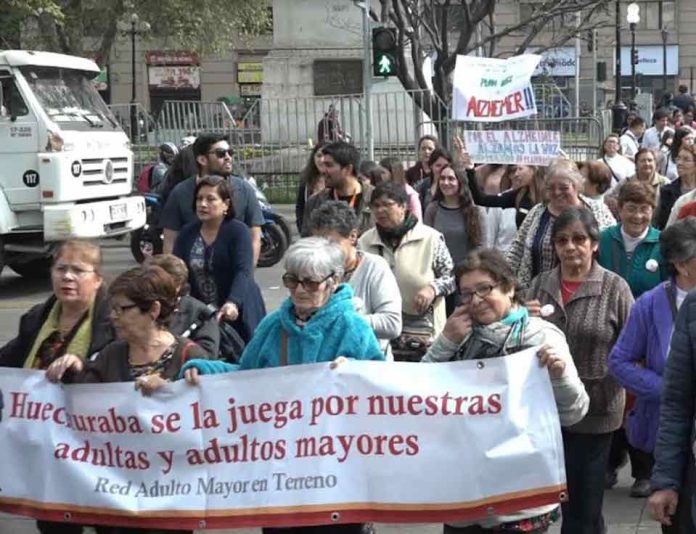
[518,3,576,35]
[634,1,674,30]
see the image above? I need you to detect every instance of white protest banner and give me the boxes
[463,130,561,166]
[0,350,566,530]
[452,55,541,122]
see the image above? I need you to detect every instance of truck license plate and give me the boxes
[110,203,127,220]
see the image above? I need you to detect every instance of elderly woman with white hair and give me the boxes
[507,158,616,289]
[181,236,384,373]
[180,237,383,534]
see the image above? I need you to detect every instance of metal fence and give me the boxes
[109,83,605,202]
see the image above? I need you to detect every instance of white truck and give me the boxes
[0,50,145,277]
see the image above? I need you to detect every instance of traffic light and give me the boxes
[631,49,639,66]
[372,27,398,77]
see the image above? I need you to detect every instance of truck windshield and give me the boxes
[19,66,120,131]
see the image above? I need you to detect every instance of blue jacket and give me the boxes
[181,284,384,375]
[651,291,696,492]
[608,282,677,452]
[597,225,665,299]
[173,218,266,341]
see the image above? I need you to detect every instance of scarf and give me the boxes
[376,213,418,250]
[24,301,95,369]
[454,306,530,361]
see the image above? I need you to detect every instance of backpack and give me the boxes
[137,164,155,193]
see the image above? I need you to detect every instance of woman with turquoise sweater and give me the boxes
[597,179,665,498]
[180,237,383,534]
[597,180,665,299]
[182,237,384,375]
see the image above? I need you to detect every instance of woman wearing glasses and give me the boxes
[0,240,112,371]
[173,175,265,344]
[526,208,634,534]
[359,182,455,362]
[506,158,616,290]
[421,248,589,533]
[46,265,207,534]
[0,240,114,534]
[180,237,382,533]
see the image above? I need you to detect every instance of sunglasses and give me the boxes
[282,273,334,292]
[208,148,233,158]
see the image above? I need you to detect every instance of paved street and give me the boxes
[0,206,664,533]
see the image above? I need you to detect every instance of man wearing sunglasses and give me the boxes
[160,133,264,263]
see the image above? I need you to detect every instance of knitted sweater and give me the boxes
[526,263,634,434]
[181,284,384,375]
[506,198,616,290]
[597,224,665,298]
[348,251,402,353]
[422,315,589,528]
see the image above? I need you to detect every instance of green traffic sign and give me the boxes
[378,55,392,75]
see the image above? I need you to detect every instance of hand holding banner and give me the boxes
[0,349,566,530]
[452,55,541,122]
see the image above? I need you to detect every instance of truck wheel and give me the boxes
[9,257,52,278]
[258,223,288,268]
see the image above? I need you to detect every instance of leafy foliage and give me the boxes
[9,0,270,65]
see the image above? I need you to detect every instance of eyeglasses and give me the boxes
[621,205,653,216]
[553,234,590,246]
[52,264,95,277]
[208,148,233,158]
[110,303,139,316]
[282,273,334,292]
[459,283,499,304]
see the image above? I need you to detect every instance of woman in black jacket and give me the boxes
[0,240,114,534]
[173,176,266,343]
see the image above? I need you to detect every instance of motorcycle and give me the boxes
[248,178,293,268]
[130,192,163,263]
[129,177,292,268]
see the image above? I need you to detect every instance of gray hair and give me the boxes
[660,218,696,275]
[308,200,358,238]
[545,158,584,189]
[284,237,345,280]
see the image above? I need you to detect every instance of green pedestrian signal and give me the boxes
[372,27,398,77]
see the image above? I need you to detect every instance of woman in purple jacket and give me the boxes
[608,218,696,518]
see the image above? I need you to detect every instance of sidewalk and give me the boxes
[0,464,663,534]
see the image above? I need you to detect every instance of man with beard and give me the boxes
[301,141,374,236]
[160,134,263,263]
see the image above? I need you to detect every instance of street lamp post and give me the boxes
[612,0,627,133]
[661,27,669,94]
[627,3,640,104]
[121,13,150,141]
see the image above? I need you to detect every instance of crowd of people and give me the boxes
[3,120,696,534]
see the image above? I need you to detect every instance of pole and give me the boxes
[130,20,137,141]
[592,30,597,117]
[574,11,581,117]
[662,29,667,94]
[361,2,374,161]
[630,23,637,103]
[614,0,622,105]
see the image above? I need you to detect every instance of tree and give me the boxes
[13,0,271,67]
[371,0,611,126]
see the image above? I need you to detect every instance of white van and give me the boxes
[0,50,145,277]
